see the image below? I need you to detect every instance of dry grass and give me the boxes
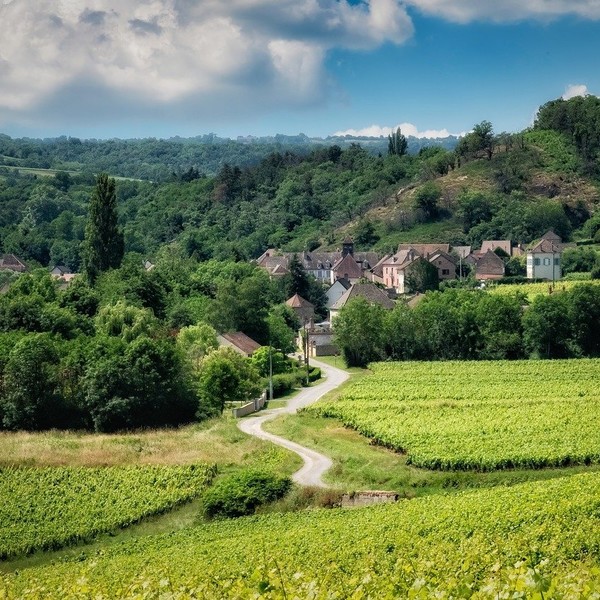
[0,418,299,470]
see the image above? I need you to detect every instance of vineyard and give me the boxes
[0,464,214,559]
[3,472,600,597]
[489,279,600,300]
[308,359,600,470]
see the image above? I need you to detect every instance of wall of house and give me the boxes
[431,257,456,280]
[527,252,562,280]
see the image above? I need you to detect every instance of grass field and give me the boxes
[0,418,300,473]
[4,472,600,597]
[308,359,600,470]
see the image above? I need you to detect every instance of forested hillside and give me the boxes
[0,132,458,181]
[1,95,600,272]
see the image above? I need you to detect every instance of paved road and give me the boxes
[237,358,349,487]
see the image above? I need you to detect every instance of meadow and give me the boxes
[308,359,600,470]
[3,472,600,597]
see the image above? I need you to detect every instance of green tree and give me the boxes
[523,292,574,358]
[405,259,439,293]
[568,284,600,356]
[383,303,416,360]
[176,322,219,367]
[333,297,385,367]
[82,174,124,283]
[475,294,524,359]
[1,334,60,430]
[197,347,262,415]
[457,120,494,161]
[387,128,408,157]
[267,305,299,354]
[413,182,441,222]
[250,346,289,377]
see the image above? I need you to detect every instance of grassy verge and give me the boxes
[264,412,600,495]
[311,355,366,375]
[0,417,300,474]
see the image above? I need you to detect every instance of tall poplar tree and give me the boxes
[82,174,124,283]
[387,127,408,156]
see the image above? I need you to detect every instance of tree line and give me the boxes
[334,284,600,367]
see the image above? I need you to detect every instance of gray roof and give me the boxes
[331,282,395,311]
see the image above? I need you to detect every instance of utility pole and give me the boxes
[268,343,273,403]
[304,320,310,386]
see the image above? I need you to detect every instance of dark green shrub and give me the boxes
[271,373,299,397]
[308,367,321,382]
[200,470,292,519]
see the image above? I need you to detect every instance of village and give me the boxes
[252,230,575,356]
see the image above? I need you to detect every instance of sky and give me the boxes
[0,0,599,140]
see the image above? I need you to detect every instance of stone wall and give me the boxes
[341,491,399,508]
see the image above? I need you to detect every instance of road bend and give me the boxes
[237,358,349,488]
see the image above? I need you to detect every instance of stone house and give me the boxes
[285,293,315,324]
[427,250,457,281]
[217,332,261,356]
[474,249,505,280]
[0,254,27,272]
[329,282,395,321]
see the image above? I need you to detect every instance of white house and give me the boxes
[325,278,351,308]
[526,231,574,281]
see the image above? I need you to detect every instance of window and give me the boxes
[442,269,450,275]
[554,258,560,265]
[543,258,551,266]
[534,258,541,266]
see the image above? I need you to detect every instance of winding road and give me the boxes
[237,358,349,487]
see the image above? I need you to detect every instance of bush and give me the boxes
[271,373,299,397]
[308,366,321,382]
[200,470,292,520]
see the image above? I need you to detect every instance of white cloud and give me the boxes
[405,0,600,23]
[332,122,464,139]
[0,0,413,127]
[562,84,589,100]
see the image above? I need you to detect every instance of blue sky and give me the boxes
[0,1,599,140]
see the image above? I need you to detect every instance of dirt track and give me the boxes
[237,358,349,487]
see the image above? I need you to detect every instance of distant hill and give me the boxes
[1,95,599,270]
[0,131,459,181]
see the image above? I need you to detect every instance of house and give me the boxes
[50,266,79,285]
[329,282,395,321]
[474,249,505,280]
[481,240,512,257]
[330,253,363,284]
[285,293,315,324]
[0,254,27,272]
[381,249,426,294]
[217,332,261,356]
[427,250,457,281]
[256,249,290,279]
[255,241,381,284]
[50,265,71,276]
[397,243,451,257]
[305,321,338,357]
[326,278,351,308]
[452,246,472,260]
[368,255,389,286]
[526,231,575,281]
